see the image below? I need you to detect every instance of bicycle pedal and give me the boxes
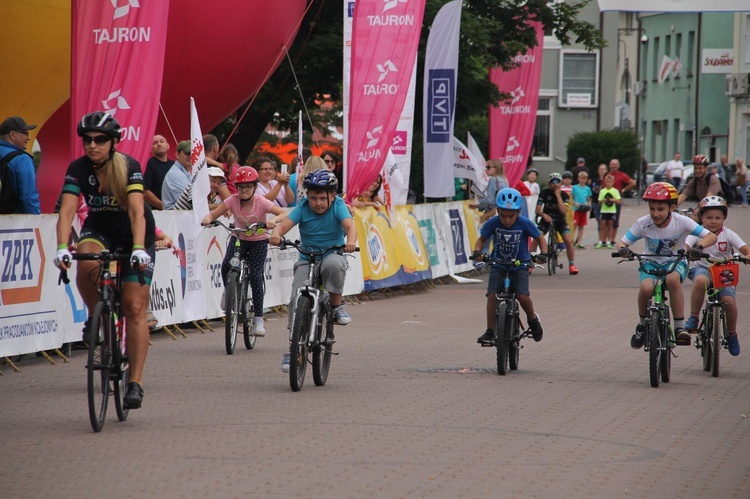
[675,338,691,347]
[479,341,495,347]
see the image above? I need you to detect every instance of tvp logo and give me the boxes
[448,209,468,265]
[426,69,454,143]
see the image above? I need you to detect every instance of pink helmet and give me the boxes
[234,166,258,184]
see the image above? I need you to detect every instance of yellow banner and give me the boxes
[393,206,431,274]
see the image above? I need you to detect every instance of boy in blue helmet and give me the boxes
[473,188,548,344]
[270,169,358,372]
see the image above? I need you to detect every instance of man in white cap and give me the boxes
[173,166,230,210]
[0,116,40,214]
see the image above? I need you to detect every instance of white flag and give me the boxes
[672,57,683,78]
[658,55,673,84]
[190,98,210,228]
[423,0,463,198]
[452,136,488,191]
[467,131,486,170]
[381,149,407,211]
[296,110,305,202]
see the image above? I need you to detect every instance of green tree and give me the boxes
[566,129,641,176]
[217,0,605,199]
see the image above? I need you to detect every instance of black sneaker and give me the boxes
[675,328,691,346]
[477,329,495,344]
[528,314,543,342]
[631,325,645,349]
[123,382,144,410]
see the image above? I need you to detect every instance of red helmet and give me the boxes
[643,182,678,202]
[234,166,258,184]
[693,154,710,165]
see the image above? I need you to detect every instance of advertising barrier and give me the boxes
[0,202,480,358]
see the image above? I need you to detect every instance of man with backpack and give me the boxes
[678,154,727,215]
[0,116,40,214]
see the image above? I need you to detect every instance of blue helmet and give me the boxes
[496,187,523,210]
[303,169,339,191]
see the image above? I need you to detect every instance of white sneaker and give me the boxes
[333,306,351,325]
[280,353,290,373]
[252,322,266,337]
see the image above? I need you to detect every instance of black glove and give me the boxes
[533,253,547,264]
[471,250,484,261]
[618,246,632,259]
[689,244,704,260]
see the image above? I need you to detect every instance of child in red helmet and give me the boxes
[202,166,286,337]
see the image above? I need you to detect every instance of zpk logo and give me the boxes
[0,228,46,306]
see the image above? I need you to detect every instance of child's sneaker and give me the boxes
[606,242,615,249]
[575,244,586,250]
[569,264,579,275]
[595,242,604,249]
[477,329,495,344]
[280,353,291,373]
[685,316,699,331]
[631,324,645,349]
[528,314,543,342]
[675,328,691,346]
[727,333,740,356]
[333,306,352,325]
[252,322,266,337]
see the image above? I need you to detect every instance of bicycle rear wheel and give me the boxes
[508,310,520,371]
[648,311,661,388]
[660,328,671,383]
[313,298,333,386]
[87,302,111,432]
[711,307,721,378]
[495,302,508,375]
[701,312,712,372]
[290,296,311,391]
[241,278,256,350]
[547,231,555,276]
[224,271,240,355]
[113,315,130,422]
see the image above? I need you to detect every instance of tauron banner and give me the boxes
[71,0,170,167]
[488,22,544,187]
[422,0,463,199]
[346,0,425,202]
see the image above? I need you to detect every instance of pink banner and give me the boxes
[72,0,170,168]
[488,23,544,186]
[346,0,425,201]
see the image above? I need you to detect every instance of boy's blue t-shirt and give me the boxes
[288,195,351,260]
[480,215,540,270]
[572,184,593,206]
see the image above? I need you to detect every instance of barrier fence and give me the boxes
[0,201,481,360]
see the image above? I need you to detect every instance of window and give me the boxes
[675,33,682,78]
[543,0,563,49]
[745,15,750,64]
[558,51,599,108]
[533,97,553,159]
[652,37,660,81]
[687,31,695,75]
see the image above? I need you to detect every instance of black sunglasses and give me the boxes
[82,135,111,146]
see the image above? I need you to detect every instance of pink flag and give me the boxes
[346,0,425,202]
[488,22,544,186]
[71,1,170,168]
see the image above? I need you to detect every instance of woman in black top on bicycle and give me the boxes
[54,112,156,410]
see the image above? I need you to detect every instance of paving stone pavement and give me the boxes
[2,198,750,498]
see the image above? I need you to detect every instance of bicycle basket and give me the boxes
[709,262,739,288]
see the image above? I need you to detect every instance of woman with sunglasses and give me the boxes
[54,111,156,410]
[202,166,286,336]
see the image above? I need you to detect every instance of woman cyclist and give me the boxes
[54,112,156,410]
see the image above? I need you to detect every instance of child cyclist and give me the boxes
[533,172,579,274]
[202,166,286,337]
[269,169,358,373]
[616,182,717,349]
[684,196,750,356]
[473,188,548,344]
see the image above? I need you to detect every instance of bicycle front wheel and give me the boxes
[711,307,722,378]
[87,302,111,432]
[494,302,508,375]
[290,296,311,391]
[313,297,333,386]
[648,311,661,388]
[224,271,240,355]
[547,231,555,276]
[241,278,256,350]
[508,310,520,371]
[113,316,130,422]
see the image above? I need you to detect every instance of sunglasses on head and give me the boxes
[82,135,111,146]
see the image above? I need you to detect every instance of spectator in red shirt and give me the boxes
[607,158,636,241]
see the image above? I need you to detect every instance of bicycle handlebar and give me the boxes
[277,238,359,257]
[610,249,693,277]
[203,219,266,235]
[470,253,544,269]
[58,251,145,286]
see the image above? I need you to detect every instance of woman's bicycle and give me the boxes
[59,250,144,432]
[611,250,690,388]
[470,254,544,375]
[278,239,358,391]
[692,255,748,377]
[204,220,266,354]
